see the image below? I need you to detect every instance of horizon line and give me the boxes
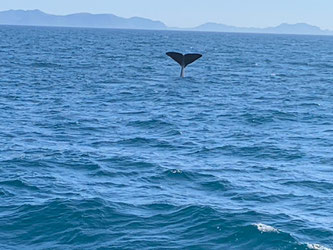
[1,8,332,31]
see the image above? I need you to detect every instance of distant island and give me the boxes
[1,9,333,36]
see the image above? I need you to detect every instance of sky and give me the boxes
[1,0,333,30]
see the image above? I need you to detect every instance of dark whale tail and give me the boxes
[166,52,202,77]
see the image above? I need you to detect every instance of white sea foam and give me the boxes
[307,243,331,250]
[171,169,182,174]
[254,223,279,233]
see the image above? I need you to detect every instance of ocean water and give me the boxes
[0,25,333,250]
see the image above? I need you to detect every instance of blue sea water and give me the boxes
[0,25,333,249]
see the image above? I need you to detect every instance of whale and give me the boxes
[166,52,202,77]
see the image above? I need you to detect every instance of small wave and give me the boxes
[200,178,231,191]
[0,187,14,197]
[164,169,195,182]
[30,62,61,68]
[117,137,174,149]
[0,179,39,191]
[189,144,304,161]
[127,119,174,130]
[146,169,208,185]
[307,243,332,250]
[282,180,333,193]
[310,63,333,69]
[254,223,279,233]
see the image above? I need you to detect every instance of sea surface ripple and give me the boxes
[0,26,333,249]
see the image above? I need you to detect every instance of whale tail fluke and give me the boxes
[166,52,184,66]
[184,54,202,67]
[166,52,202,77]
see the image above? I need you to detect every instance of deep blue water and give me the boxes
[0,25,333,249]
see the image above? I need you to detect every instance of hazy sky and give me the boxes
[1,0,333,29]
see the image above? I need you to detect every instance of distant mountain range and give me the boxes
[1,9,332,36]
[193,22,333,35]
[0,9,167,30]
